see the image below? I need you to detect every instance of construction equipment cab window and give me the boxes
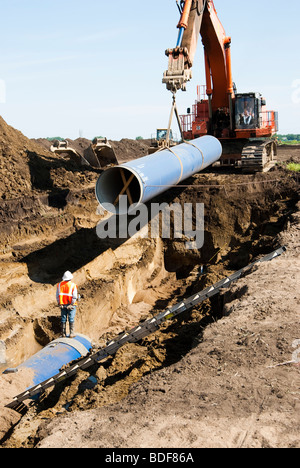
[235,95,257,130]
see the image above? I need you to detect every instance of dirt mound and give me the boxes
[0,116,51,199]
[0,368,35,441]
[110,138,152,163]
[32,138,52,152]
[0,118,100,203]
[277,145,300,164]
[0,117,101,250]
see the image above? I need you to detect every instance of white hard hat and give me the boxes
[62,271,73,281]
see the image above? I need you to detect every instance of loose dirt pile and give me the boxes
[0,368,35,441]
[0,118,101,256]
[0,115,299,448]
[0,116,48,199]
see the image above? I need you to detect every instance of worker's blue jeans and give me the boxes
[61,306,76,324]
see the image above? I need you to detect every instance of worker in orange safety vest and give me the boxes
[56,271,78,338]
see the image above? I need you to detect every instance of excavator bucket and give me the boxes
[50,140,82,163]
[51,137,118,169]
[83,138,118,169]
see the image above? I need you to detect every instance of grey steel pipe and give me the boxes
[95,135,222,215]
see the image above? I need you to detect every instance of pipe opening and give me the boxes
[96,167,142,215]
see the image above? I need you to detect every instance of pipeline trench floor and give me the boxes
[0,117,299,447]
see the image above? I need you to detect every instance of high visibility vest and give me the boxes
[57,281,77,306]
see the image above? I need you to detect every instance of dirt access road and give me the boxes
[0,116,299,448]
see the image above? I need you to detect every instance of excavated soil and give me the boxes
[0,116,299,448]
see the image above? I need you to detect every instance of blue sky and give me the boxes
[0,0,299,140]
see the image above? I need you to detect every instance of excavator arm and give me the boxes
[163,1,234,102]
[163,1,235,130]
[163,0,206,93]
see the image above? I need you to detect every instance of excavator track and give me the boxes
[240,139,277,173]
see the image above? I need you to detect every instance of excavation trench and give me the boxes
[0,166,299,446]
[1,173,297,368]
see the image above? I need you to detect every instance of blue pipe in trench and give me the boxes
[3,335,92,395]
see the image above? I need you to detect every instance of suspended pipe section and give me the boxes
[95,135,222,215]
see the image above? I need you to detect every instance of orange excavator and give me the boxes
[163,0,278,171]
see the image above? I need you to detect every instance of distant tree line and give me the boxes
[277,134,300,141]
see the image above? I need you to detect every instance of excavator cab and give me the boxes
[157,129,174,142]
[235,93,278,134]
[148,128,177,154]
[235,94,259,130]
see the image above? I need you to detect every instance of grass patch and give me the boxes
[286,163,300,172]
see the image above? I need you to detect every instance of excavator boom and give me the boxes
[163,0,206,93]
[163,0,278,172]
[164,1,234,108]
